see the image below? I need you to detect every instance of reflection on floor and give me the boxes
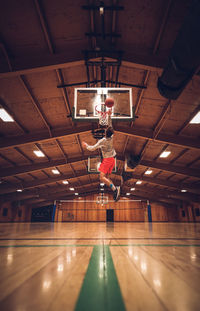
[0,222,200,311]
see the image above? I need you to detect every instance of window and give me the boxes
[182,210,185,217]
[3,208,8,217]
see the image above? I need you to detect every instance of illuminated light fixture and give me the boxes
[181,189,187,192]
[136,180,142,185]
[126,193,130,195]
[52,169,60,174]
[100,183,105,187]
[69,187,74,191]
[0,108,14,122]
[159,151,171,158]
[99,6,104,15]
[75,193,78,196]
[145,170,153,175]
[62,180,69,184]
[100,188,104,191]
[190,111,200,124]
[33,150,45,157]
[131,188,135,191]
[17,189,23,192]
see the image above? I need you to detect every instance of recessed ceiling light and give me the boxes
[136,180,142,185]
[62,180,69,184]
[145,170,153,175]
[17,189,23,192]
[69,187,74,191]
[126,193,130,195]
[181,189,187,192]
[190,111,200,124]
[52,169,60,174]
[131,188,135,191]
[0,108,14,122]
[33,150,45,157]
[75,193,78,195]
[159,151,171,158]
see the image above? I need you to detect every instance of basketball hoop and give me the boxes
[95,104,111,126]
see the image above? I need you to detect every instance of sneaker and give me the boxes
[113,186,120,202]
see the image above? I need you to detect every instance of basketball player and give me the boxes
[82,110,120,202]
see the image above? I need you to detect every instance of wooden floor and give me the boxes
[0,222,200,311]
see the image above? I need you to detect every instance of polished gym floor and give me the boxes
[0,222,200,311]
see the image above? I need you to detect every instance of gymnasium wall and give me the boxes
[55,194,184,222]
[0,197,199,223]
[0,202,32,222]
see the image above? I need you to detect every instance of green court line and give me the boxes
[75,245,126,311]
[0,244,200,248]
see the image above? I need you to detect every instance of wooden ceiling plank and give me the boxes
[131,0,172,152]
[1,167,200,197]
[152,100,171,139]
[55,139,68,161]
[170,148,189,164]
[186,155,200,167]
[35,142,50,161]
[0,42,12,71]
[55,69,72,116]
[0,152,16,166]
[34,0,54,54]
[0,124,198,151]
[0,98,29,133]
[14,147,34,164]
[176,104,200,135]
[115,126,200,150]
[0,52,165,78]
[0,125,93,150]
[153,0,173,54]
[0,153,199,179]
[19,75,52,136]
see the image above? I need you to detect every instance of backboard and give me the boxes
[73,87,134,122]
[88,156,117,173]
[96,195,108,205]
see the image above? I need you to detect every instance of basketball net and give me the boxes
[95,104,111,126]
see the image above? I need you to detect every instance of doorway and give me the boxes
[106,209,114,222]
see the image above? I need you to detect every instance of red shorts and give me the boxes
[99,157,115,175]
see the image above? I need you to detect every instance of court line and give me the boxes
[74,245,126,311]
[0,244,200,248]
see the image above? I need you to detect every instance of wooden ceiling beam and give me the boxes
[129,174,200,195]
[0,153,199,180]
[0,156,88,178]
[0,98,29,133]
[139,159,200,178]
[19,75,52,136]
[115,125,200,150]
[0,125,94,150]
[34,0,54,54]
[0,124,198,151]
[130,185,200,202]
[0,50,166,78]
[176,104,200,135]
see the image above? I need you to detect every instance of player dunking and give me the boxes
[82,110,120,202]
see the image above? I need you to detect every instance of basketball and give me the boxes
[105,97,114,108]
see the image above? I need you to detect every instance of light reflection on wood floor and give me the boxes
[0,222,200,311]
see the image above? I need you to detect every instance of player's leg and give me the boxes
[100,172,120,201]
[100,171,116,190]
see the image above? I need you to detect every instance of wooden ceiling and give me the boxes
[0,0,199,208]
